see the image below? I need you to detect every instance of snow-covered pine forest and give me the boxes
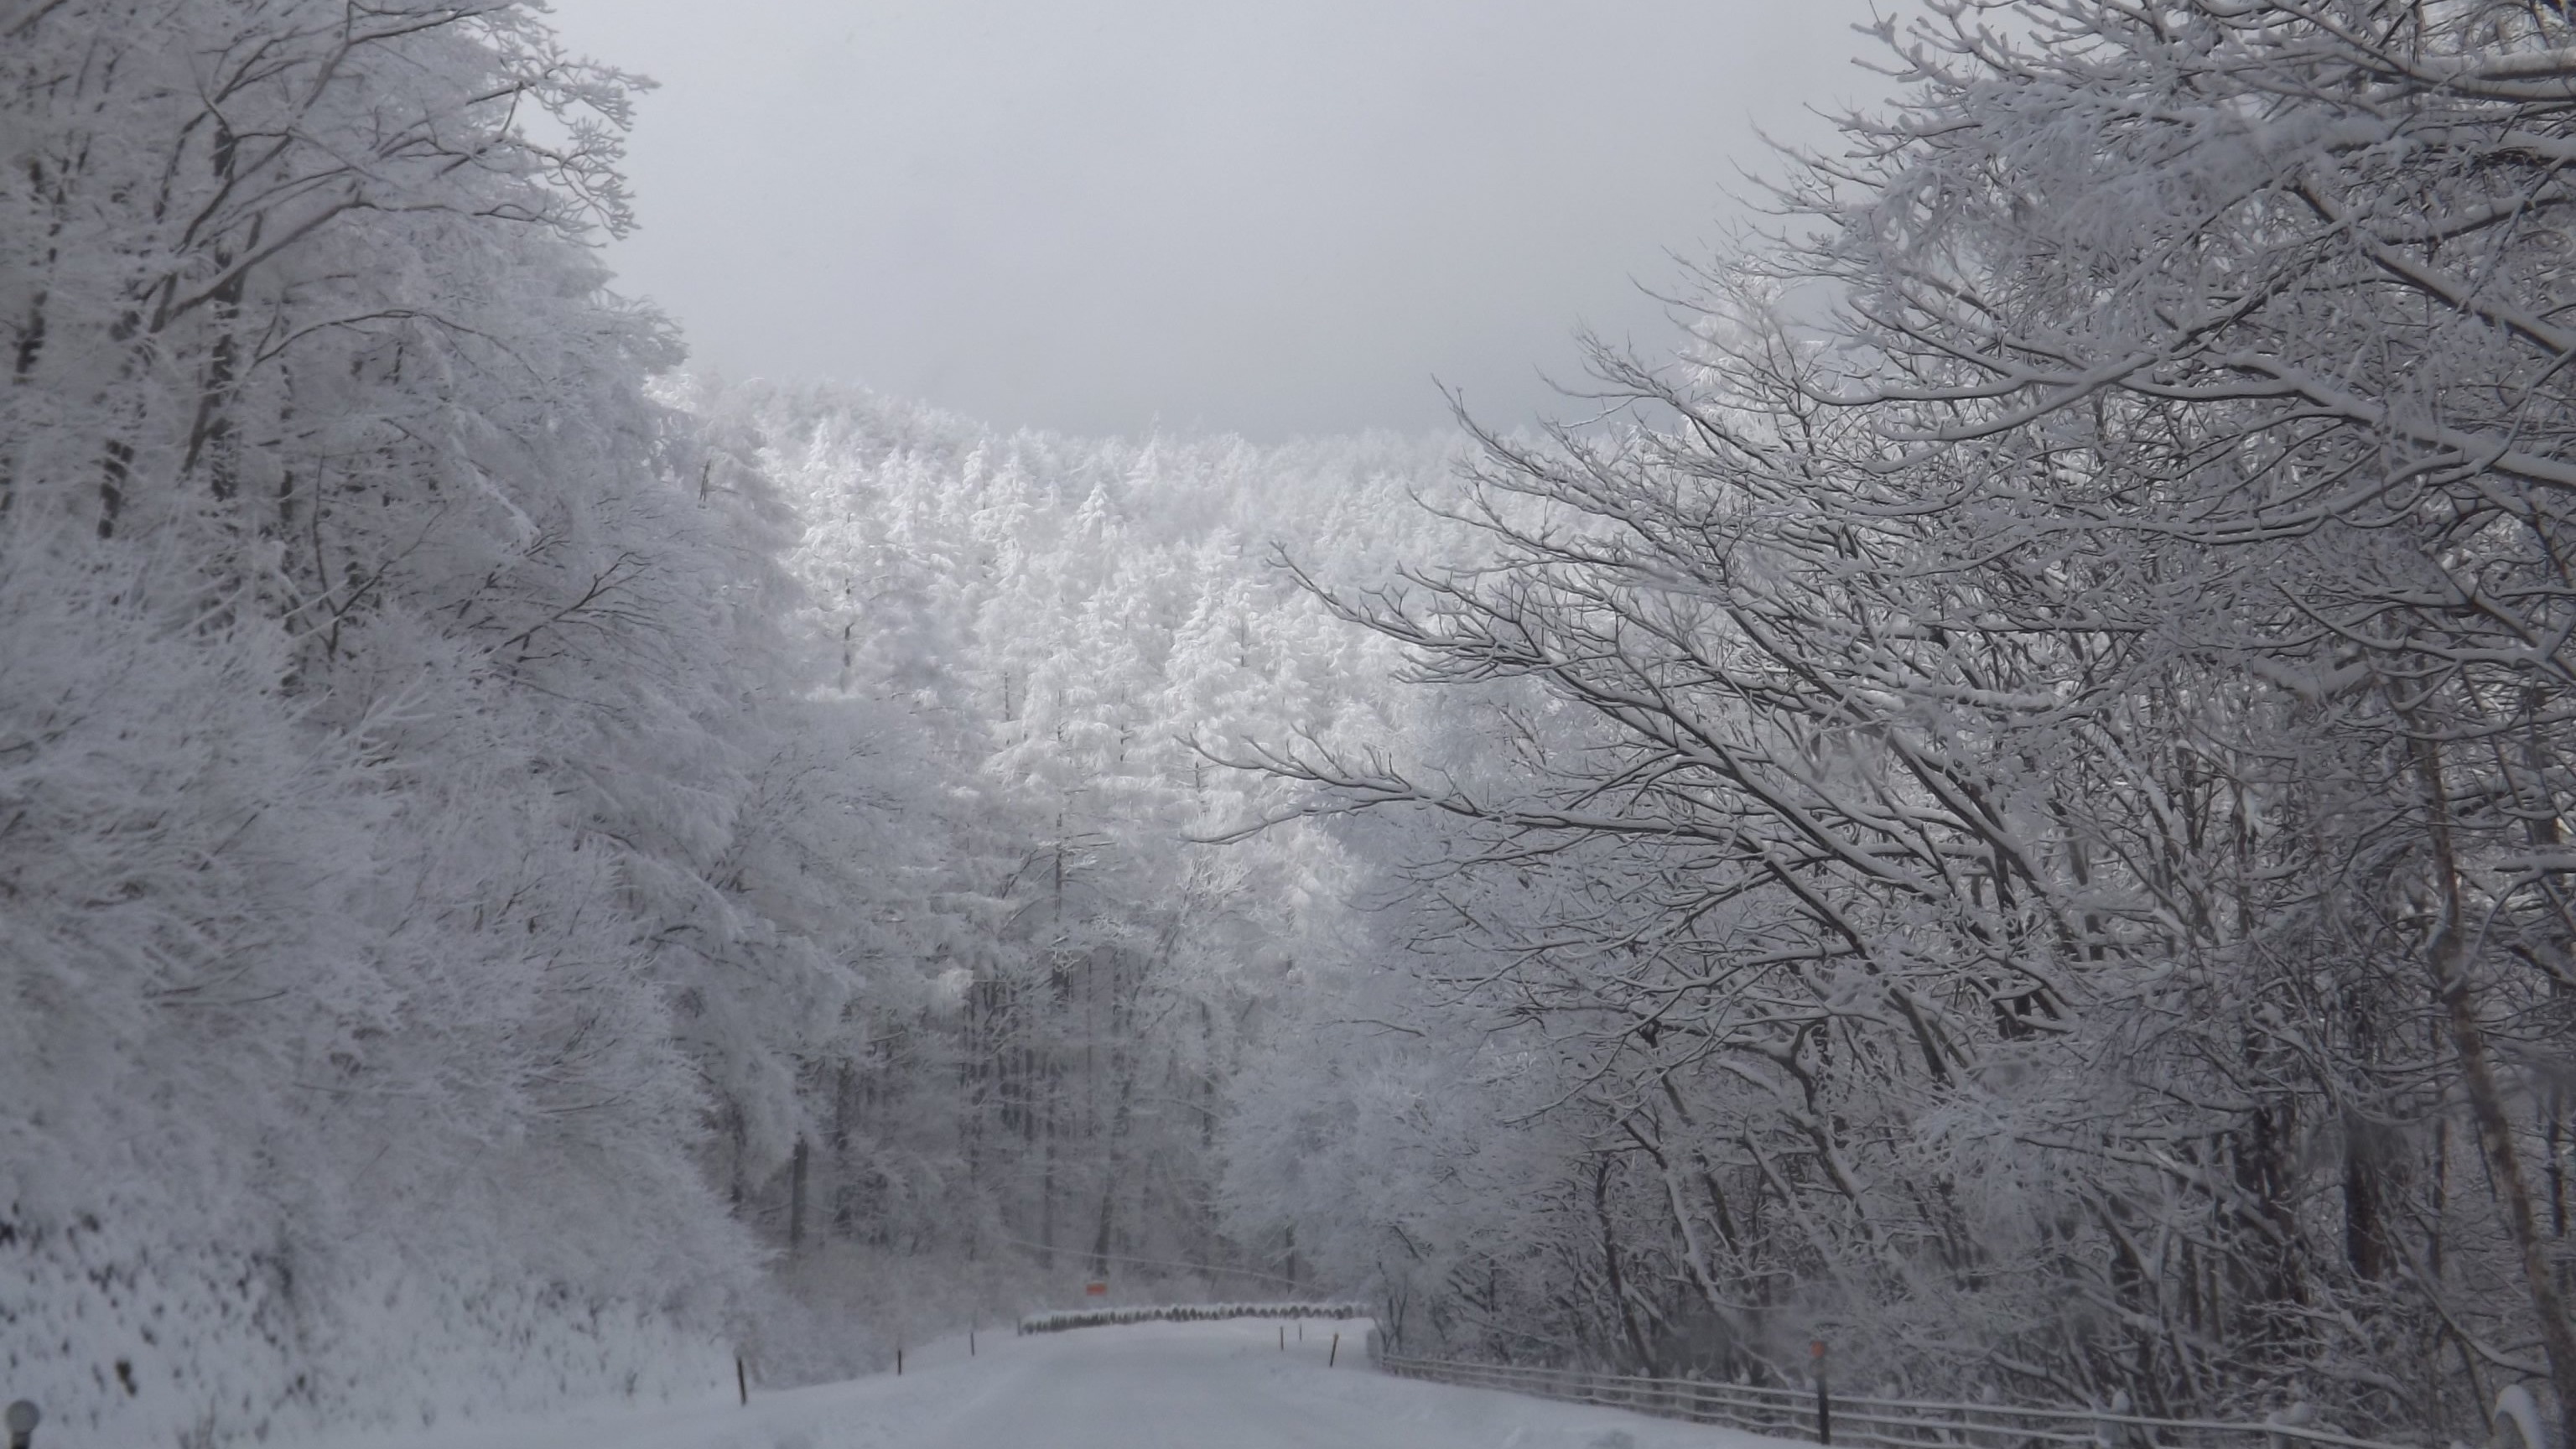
[6,2,2575,1446]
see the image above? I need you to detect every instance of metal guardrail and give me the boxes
[1377,1355,2424,1449]
[1020,1301,1371,1335]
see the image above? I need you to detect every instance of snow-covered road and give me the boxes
[313,1318,1795,1449]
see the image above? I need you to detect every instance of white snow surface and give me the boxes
[295,1318,1794,1449]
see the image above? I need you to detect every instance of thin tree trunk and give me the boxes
[787,1136,808,1254]
[1594,1157,1656,1374]
[2416,735,2576,1449]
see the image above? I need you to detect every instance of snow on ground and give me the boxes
[288,1317,1802,1449]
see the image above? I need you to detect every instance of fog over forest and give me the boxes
[4,5,2575,1449]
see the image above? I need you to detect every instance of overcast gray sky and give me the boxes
[543,0,1893,440]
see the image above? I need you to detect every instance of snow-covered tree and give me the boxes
[1233,3,2576,1439]
[1,4,851,1437]
[683,383,1479,1314]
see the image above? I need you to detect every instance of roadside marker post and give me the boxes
[1329,1332,1340,1368]
[1813,1340,1831,1446]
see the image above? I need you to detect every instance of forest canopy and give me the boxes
[3,3,2572,1447]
